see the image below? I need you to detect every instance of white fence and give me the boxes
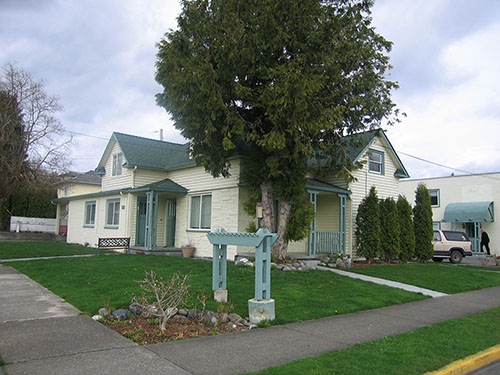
[10,216,57,234]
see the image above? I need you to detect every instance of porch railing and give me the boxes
[312,231,343,255]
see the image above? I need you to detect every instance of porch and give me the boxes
[129,246,182,256]
[307,180,350,257]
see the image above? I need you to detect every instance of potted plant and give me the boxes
[181,239,196,258]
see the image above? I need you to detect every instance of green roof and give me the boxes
[128,179,188,194]
[96,132,195,173]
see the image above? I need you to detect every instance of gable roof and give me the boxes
[57,170,101,185]
[96,132,195,174]
[345,129,410,178]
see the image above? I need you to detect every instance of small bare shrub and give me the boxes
[138,270,190,331]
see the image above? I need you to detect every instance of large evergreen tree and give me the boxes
[413,183,434,262]
[155,0,399,260]
[379,197,399,263]
[396,195,415,263]
[355,186,380,263]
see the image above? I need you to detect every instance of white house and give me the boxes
[400,173,498,255]
[54,129,409,259]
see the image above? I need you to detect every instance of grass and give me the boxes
[0,241,97,259]
[7,254,428,320]
[4,242,500,374]
[346,262,500,294]
[245,307,500,375]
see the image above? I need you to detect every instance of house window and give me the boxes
[84,201,96,227]
[189,194,212,230]
[112,152,123,176]
[368,150,384,174]
[429,189,440,207]
[106,199,120,227]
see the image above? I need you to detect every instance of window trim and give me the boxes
[189,194,212,231]
[112,152,123,176]
[368,149,384,175]
[84,200,96,227]
[429,189,440,207]
[105,198,120,228]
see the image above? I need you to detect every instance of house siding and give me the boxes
[101,143,132,192]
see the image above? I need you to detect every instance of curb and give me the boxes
[426,344,500,374]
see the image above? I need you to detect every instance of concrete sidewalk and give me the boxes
[1,264,500,375]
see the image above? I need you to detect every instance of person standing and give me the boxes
[481,229,491,255]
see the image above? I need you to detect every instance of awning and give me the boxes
[443,201,494,222]
[128,179,188,194]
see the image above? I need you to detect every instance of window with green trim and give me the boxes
[112,152,123,176]
[189,194,212,230]
[84,201,96,227]
[368,150,384,175]
[106,198,120,227]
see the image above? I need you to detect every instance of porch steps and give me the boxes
[130,247,182,256]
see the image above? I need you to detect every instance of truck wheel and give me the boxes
[449,250,463,264]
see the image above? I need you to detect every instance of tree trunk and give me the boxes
[260,181,275,232]
[274,200,291,262]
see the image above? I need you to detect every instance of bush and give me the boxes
[380,197,400,263]
[355,186,380,263]
[397,195,415,263]
[413,183,434,261]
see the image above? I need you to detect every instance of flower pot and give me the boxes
[182,246,195,258]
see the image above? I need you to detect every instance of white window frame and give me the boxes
[106,198,120,228]
[112,152,123,176]
[84,201,96,227]
[429,189,440,207]
[189,194,212,230]
[368,149,384,175]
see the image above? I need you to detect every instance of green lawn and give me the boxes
[7,254,428,321]
[346,262,500,294]
[0,241,97,259]
[246,307,500,375]
[4,242,500,374]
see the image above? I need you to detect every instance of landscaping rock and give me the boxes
[98,307,110,317]
[187,308,201,320]
[129,302,143,315]
[92,314,103,321]
[235,257,254,268]
[112,308,128,320]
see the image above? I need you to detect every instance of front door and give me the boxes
[136,197,147,246]
[166,199,176,247]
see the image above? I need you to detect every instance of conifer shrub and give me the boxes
[413,183,434,261]
[397,195,415,263]
[355,186,380,263]
[380,197,400,263]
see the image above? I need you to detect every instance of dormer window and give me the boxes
[112,152,123,176]
[368,149,384,175]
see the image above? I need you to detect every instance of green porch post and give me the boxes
[338,194,347,255]
[145,191,158,250]
[308,192,318,256]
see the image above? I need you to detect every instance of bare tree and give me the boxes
[0,62,73,172]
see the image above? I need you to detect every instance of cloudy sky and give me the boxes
[1,0,499,178]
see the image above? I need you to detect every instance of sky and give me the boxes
[1,0,499,179]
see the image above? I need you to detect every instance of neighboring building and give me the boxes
[54,130,409,259]
[55,171,101,236]
[400,173,498,255]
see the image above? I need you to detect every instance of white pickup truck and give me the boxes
[432,230,473,264]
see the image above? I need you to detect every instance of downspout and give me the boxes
[132,166,137,189]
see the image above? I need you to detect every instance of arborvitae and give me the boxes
[397,195,415,263]
[380,197,400,263]
[413,183,434,261]
[355,186,380,263]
